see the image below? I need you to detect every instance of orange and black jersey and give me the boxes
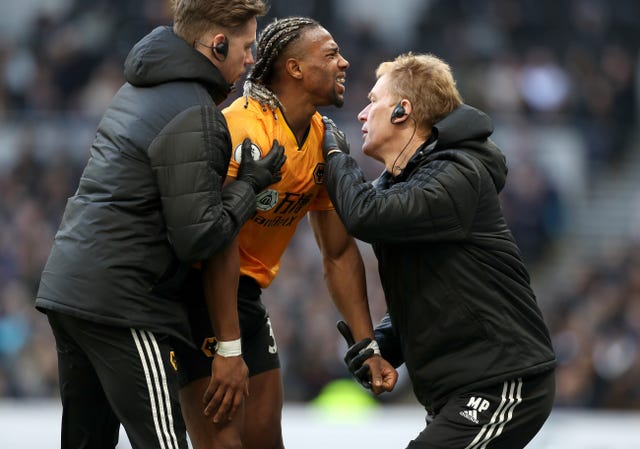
[223,97,334,288]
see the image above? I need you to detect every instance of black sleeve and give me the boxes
[149,104,255,263]
[374,313,404,368]
[324,152,481,244]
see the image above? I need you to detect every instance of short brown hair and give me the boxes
[376,53,463,129]
[171,0,268,43]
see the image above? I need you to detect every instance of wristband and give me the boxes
[215,338,242,357]
[365,340,381,356]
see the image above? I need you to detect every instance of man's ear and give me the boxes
[285,58,303,80]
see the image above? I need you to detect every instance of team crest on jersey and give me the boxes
[256,189,279,211]
[313,163,325,184]
[233,141,262,162]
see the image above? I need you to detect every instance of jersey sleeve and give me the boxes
[309,183,335,211]
[308,114,334,211]
[222,105,272,178]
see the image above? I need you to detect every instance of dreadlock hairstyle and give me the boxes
[243,16,320,113]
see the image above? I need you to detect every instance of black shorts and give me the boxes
[408,369,555,449]
[47,310,188,449]
[175,275,280,387]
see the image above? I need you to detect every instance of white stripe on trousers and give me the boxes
[464,378,523,449]
[131,329,180,449]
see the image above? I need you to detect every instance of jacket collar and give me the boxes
[123,26,231,104]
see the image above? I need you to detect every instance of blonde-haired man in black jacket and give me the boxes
[323,52,556,449]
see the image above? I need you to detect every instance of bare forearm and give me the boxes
[325,240,375,340]
[201,238,241,341]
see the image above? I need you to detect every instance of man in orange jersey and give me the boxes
[174,17,398,449]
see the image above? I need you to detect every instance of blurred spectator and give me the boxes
[549,244,640,408]
[517,47,571,115]
[500,159,564,264]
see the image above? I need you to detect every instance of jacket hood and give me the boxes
[124,26,231,104]
[429,104,507,192]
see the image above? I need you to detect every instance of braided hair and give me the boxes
[244,17,320,112]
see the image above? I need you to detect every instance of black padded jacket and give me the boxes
[325,104,556,413]
[35,27,256,344]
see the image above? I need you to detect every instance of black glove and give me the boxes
[237,138,286,193]
[322,116,350,160]
[337,320,375,389]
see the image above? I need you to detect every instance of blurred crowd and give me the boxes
[1,0,639,409]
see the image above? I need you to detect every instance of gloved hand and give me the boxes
[322,116,350,160]
[337,320,378,389]
[237,138,286,193]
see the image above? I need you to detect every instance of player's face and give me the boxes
[357,74,398,163]
[218,18,257,86]
[297,27,349,108]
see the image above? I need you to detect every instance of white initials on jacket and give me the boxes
[467,396,490,412]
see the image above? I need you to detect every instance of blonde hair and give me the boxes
[376,52,463,129]
[171,0,268,43]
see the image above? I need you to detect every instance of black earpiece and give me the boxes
[214,38,229,58]
[195,36,229,61]
[390,102,406,123]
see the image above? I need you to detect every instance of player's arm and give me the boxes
[201,139,285,422]
[308,209,397,394]
[201,238,248,423]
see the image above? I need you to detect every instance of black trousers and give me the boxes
[47,310,188,449]
[408,369,555,449]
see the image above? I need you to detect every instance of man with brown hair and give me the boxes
[35,2,284,448]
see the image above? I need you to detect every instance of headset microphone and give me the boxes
[390,102,406,123]
[389,101,417,175]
